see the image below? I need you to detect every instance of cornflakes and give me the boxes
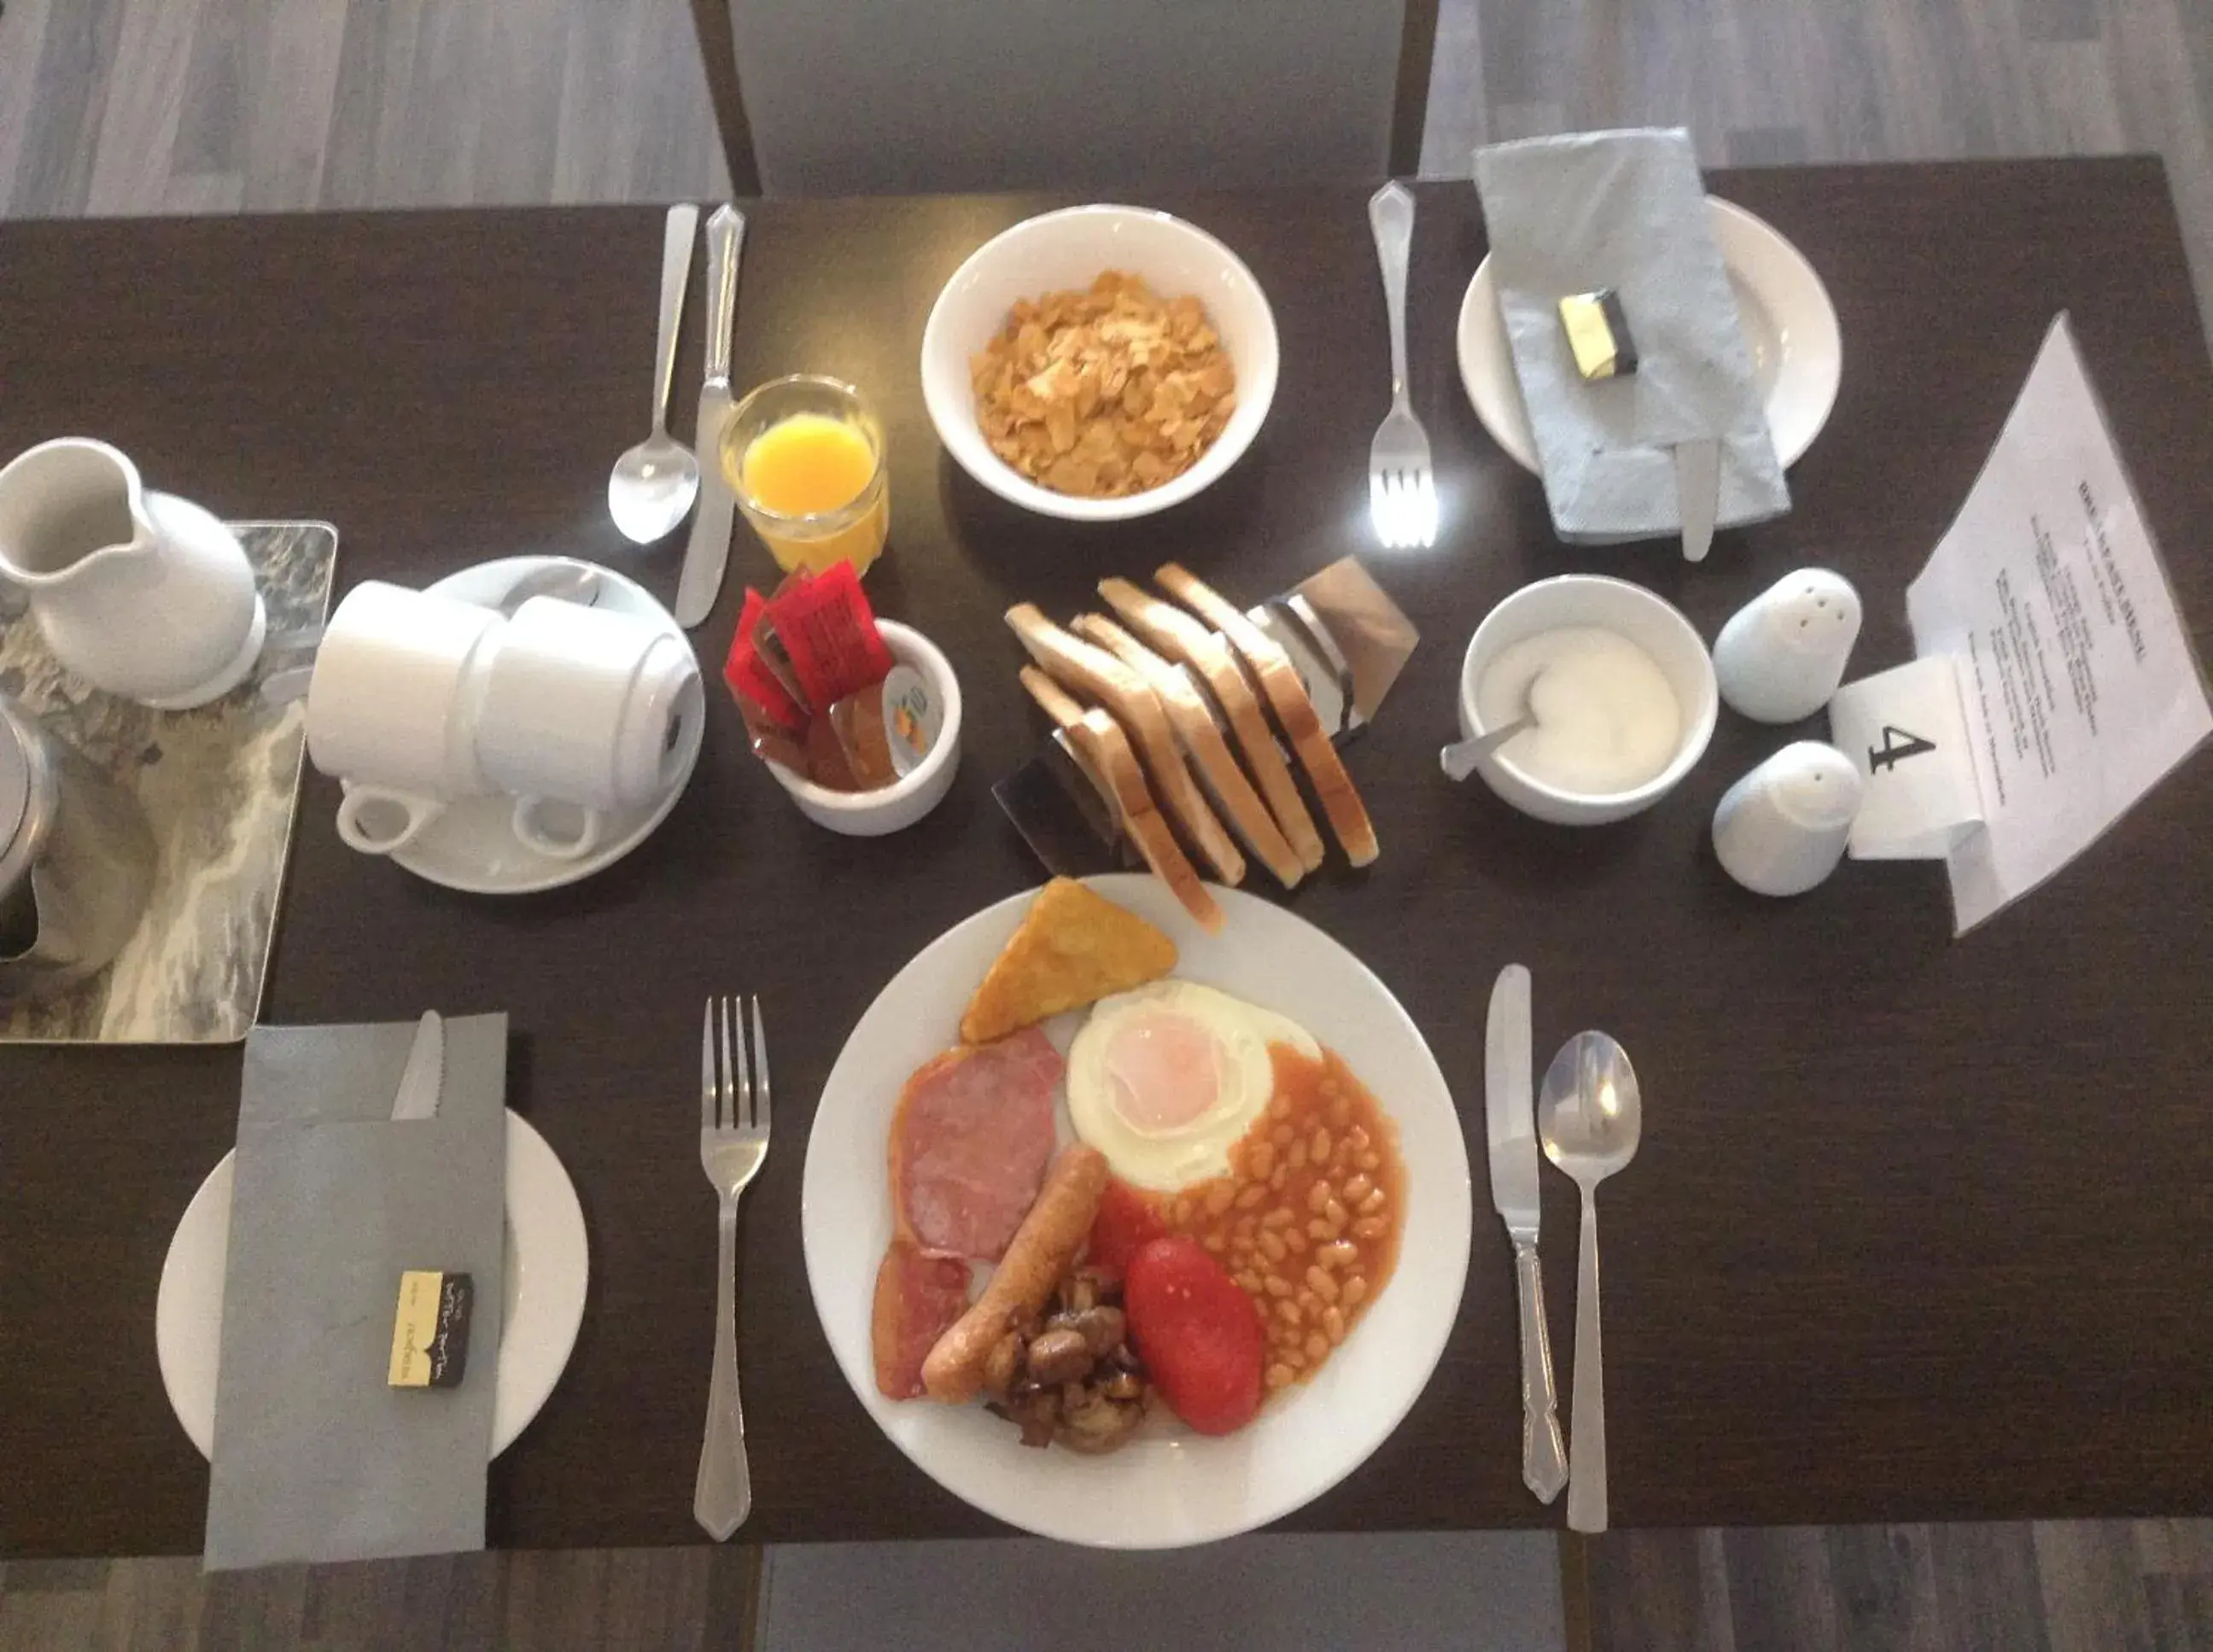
[972,271,1236,499]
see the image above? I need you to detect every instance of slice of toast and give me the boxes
[1019,668,1223,932]
[959,877,1178,1044]
[1069,612,1305,890]
[1005,604,1246,888]
[1154,563,1380,867]
[1095,578,1327,873]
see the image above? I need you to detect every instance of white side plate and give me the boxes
[1457,196,1843,473]
[155,1109,589,1459]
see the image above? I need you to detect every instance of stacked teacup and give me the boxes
[306,582,703,861]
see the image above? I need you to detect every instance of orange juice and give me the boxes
[727,410,889,577]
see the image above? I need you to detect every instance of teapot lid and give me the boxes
[0,698,36,890]
[0,704,27,851]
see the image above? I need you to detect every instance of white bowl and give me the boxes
[1457,576,1719,826]
[765,622,962,835]
[920,205,1280,522]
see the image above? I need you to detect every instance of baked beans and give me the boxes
[1154,1047,1405,1386]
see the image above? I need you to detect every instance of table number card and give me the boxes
[1830,656,1984,860]
[1848,314,2211,933]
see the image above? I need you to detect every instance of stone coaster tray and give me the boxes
[0,521,336,1044]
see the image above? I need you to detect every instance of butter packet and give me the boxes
[388,1270,473,1389]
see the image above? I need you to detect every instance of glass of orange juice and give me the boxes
[721,375,889,577]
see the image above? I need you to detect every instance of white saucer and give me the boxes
[1457,196,1843,473]
[352,555,704,896]
[155,1109,589,1460]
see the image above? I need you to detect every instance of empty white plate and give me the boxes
[1457,196,1843,472]
[155,1108,588,1459]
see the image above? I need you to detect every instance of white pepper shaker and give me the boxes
[1712,741,1864,896]
[1713,569,1863,723]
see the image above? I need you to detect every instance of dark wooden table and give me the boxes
[3,161,2210,1559]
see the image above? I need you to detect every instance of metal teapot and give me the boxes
[0,694,157,997]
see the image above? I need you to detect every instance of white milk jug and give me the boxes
[0,438,266,709]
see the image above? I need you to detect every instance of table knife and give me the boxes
[1486,964,1567,1503]
[676,205,747,628]
[389,1010,445,1122]
[1676,437,1720,563]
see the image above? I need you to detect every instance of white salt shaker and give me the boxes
[1713,569,1862,723]
[1712,741,1864,896]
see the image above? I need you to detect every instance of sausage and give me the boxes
[921,1144,1108,1403]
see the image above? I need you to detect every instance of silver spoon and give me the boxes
[1439,671,1543,781]
[1439,713,1532,781]
[606,202,702,544]
[491,558,603,619]
[1536,1030,1643,1535]
[260,561,604,709]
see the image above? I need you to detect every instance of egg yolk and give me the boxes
[1102,1012,1225,1135]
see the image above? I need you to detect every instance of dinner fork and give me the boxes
[695,994,770,1540]
[1367,181,1438,550]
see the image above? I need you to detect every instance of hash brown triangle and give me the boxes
[959,879,1178,1045]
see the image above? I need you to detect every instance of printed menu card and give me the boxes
[1838,315,2210,933]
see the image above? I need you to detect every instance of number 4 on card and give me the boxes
[1868,725,1936,772]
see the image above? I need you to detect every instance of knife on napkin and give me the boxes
[676,204,748,628]
[389,1011,445,1121]
[1487,964,1568,1503]
[1676,437,1720,563]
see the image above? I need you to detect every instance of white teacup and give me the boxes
[473,597,704,861]
[305,582,500,855]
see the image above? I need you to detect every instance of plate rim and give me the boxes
[369,555,701,896]
[153,1107,588,1460]
[1455,193,1842,472]
[799,873,1474,1548]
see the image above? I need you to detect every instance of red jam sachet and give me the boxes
[723,587,809,733]
[761,562,895,712]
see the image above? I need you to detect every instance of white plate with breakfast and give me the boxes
[156,1108,590,1459]
[801,873,1473,1549]
[1457,196,1842,472]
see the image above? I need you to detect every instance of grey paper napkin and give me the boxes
[1474,128,1790,543]
[203,1015,507,1571]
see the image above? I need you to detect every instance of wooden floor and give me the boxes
[1420,0,2213,350]
[3,1,2211,1647]
[0,0,731,215]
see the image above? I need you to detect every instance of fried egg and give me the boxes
[1066,982,1318,1192]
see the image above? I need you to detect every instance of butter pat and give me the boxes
[388,1270,473,1388]
[1558,289,1638,381]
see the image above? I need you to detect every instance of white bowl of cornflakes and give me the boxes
[921,205,1280,522]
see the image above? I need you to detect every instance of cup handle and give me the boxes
[511,796,604,861]
[336,787,444,855]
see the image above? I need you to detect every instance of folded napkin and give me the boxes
[1474,128,1790,543]
[203,1015,507,1571]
